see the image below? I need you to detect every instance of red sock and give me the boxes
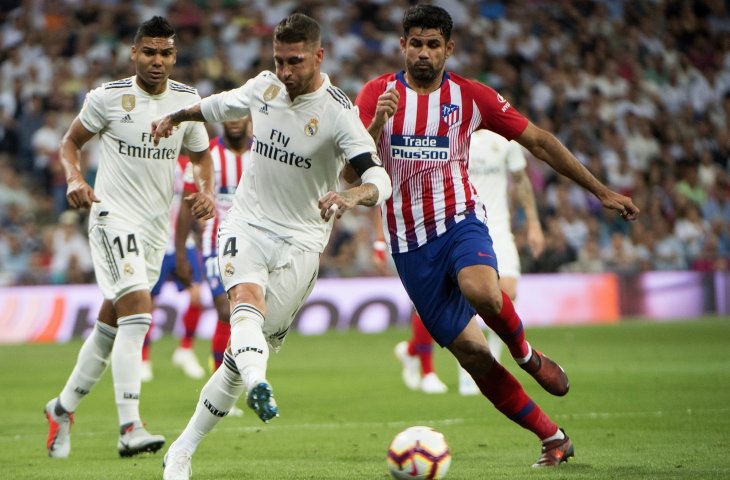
[480,291,529,359]
[211,320,231,370]
[180,304,202,349]
[474,358,558,440]
[409,312,435,375]
[142,328,152,361]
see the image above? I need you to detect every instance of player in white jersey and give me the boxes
[44,17,215,460]
[152,14,392,480]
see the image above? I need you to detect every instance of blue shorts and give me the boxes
[392,216,499,347]
[150,246,204,296]
[204,250,226,298]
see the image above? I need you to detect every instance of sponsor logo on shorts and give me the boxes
[477,251,493,258]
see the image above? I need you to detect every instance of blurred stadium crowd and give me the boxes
[1,0,729,287]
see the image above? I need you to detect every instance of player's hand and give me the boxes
[602,191,640,221]
[151,115,174,146]
[186,192,215,220]
[175,252,192,288]
[66,178,100,209]
[372,88,400,129]
[318,191,356,222]
[526,221,545,258]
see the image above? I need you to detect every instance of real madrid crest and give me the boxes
[304,117,319,137]
[123,263,135,276]
[224,263,235,277]
[263,85,281,102]
[121,94,136,112]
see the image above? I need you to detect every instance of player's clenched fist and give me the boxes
[66,178,100,209]
[373,88,400,128]
[185,192,215,220]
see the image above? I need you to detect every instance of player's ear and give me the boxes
[130,45,137,61]
[445,39,455,59]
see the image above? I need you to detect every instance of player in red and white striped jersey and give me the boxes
[178,118,252,377]
[357,4,638,467]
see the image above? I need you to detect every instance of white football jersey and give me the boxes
[201,71,377,252]
[80,76,209,248]
[468,129,526,228]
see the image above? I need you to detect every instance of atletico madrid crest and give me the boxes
[441,103,459,126]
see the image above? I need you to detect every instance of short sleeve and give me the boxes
[200,77,256,123]
[78,87,107,134]
[183,120,210,154]
[472,82,529,141]
[354,79,382,129]
[505,140,527,173]
[334,107,378,161]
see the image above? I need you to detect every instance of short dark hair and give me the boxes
[273,13,321,46]
[134,16,176,44]
[402,5,453,41]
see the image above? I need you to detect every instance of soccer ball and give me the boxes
[387,426,451,479]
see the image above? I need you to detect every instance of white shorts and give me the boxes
[218,222,319,348]
[489,221,521,279]
[89,222,165,301]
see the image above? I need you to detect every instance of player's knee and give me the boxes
[458,344,494,376]
[465,288,503,316]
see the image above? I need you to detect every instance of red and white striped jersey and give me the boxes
[184,135,250,256]
[356,71,528,253]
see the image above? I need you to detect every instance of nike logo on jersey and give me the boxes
[477,251,493,258]
[120,114,134,123]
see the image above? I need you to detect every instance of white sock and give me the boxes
[487,331,504,362]
[516,342,533,365]
[542,428,565,443]
[230,304,269,392]
[58,321,117,412]
[112,314,151,427]
[173,354,244,454]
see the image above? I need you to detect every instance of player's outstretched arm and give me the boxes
[516,122,639,220]
[60,117,100,209]
[151,103,206,146]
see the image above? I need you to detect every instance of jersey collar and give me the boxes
[396,70,450,92]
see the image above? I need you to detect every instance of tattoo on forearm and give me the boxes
[170,108,204,124]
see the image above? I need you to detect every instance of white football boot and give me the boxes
[172,347,205,379]
[420,372,448,394]
[394,341,421,391]
[163,446,193,480]
[118,421,165,457]
[44,398,73,458]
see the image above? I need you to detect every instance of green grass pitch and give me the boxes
[1,317,729,479]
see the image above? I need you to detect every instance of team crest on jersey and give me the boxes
[121,94,135,112]
[224,262,235,277]
[263,85,280,101]
[304,117,319,137]
[123,263,134,276]
[441,103,459,126]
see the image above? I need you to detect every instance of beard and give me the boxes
[407,61,439,84]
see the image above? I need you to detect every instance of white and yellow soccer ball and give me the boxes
[387,426,451,479]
